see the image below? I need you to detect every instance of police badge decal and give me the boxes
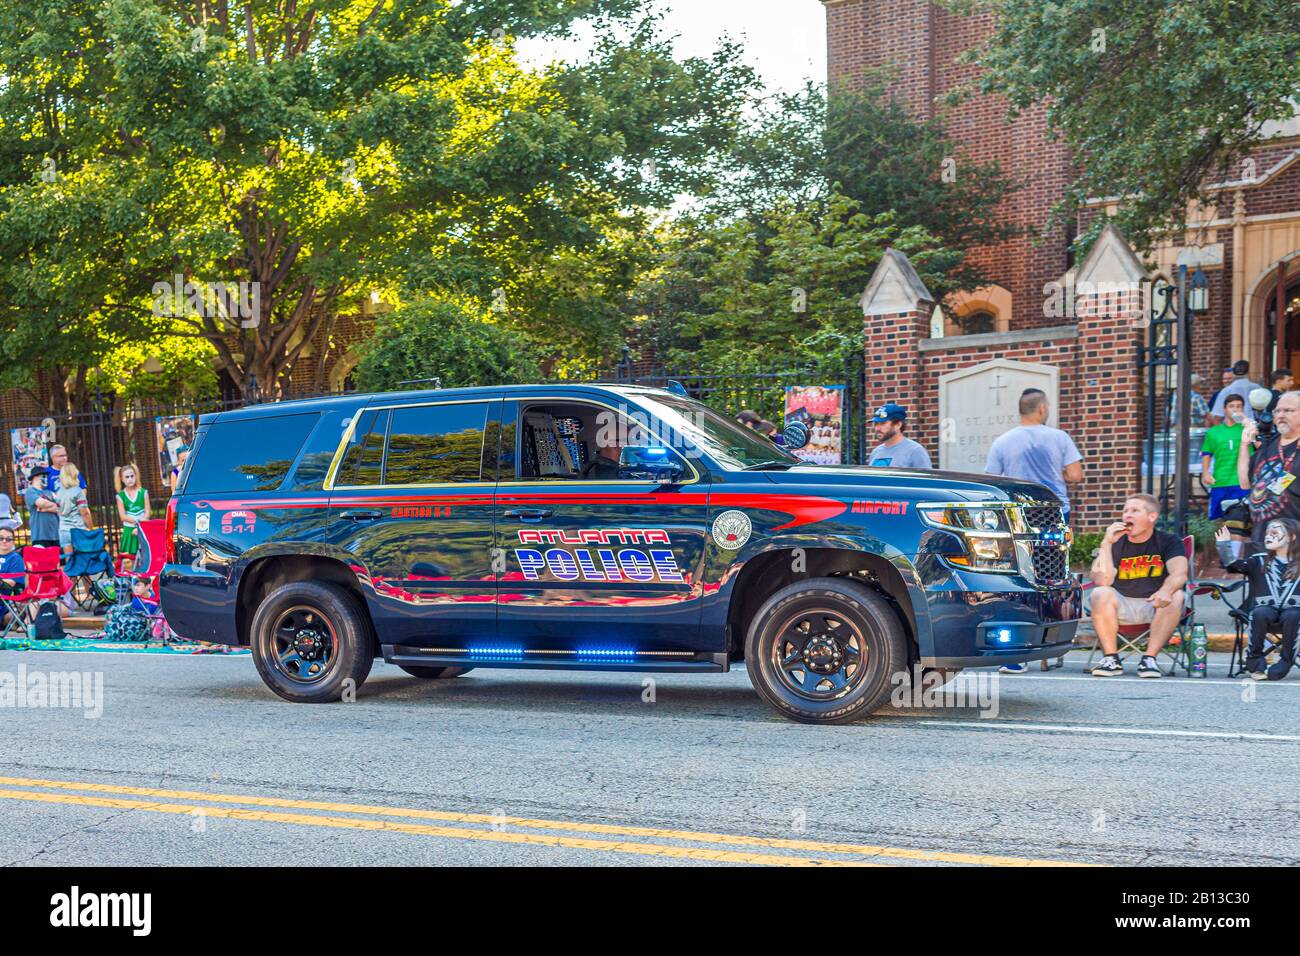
[711,510,752,550]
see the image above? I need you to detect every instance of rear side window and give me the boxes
[384,402,490,484]
[183,413,319,495]
[335,409,387,487]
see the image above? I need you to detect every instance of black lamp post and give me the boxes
[1174,265,1211,537]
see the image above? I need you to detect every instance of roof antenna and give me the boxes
[396,377,443,389]
[666,380,688,397]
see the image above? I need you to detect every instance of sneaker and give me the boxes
[1249,670,1269,682]
[1091,655,1123,676]
[1137,656,1162,678]
[998,662,1028,674]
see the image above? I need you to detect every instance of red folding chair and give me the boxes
[1083,534,1197,675]
[0,545,72,638]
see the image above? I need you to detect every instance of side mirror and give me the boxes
[619,446,687,484]
[781,420,810,450]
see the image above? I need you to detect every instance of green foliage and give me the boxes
[704,80,1020,303]
[90,328,219,403]
[354,298,540,392]
[961,0,1300,252]
[1070,531,1103,570]
[0,0,754,404]
[640,191,949,371]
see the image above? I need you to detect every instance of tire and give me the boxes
[249,581,373,703]
[745,576,908,724]
[397,665,473,679]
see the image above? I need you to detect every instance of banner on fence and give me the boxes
[784,385,844,465]
[10,426,48,493]
[155,416,196,488]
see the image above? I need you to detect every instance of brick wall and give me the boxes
[864,291,1145,532]
[825,0,1074,331]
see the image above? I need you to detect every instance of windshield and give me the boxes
[626,392,800,470]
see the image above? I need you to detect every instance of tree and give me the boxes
[642,191,949,371]
[0,0,753,404]
[353,298,539,392]
[699,80,1020,307]
[960,0,1300,250]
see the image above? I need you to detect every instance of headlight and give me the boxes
[918,503,1023,573]
[946,534,1018,572]
[917,504,1022,534]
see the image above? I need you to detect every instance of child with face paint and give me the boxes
[1217,519,1300,679]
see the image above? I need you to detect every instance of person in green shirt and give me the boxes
[114,462,151,565]
[1202,393,1247,520]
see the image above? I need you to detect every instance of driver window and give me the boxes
[516,402,648,481]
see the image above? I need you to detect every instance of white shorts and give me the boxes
[1113,592,1157,625]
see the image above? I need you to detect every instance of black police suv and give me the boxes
[159,384,1080,724]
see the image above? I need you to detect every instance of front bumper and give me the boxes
[916,558,1082,669]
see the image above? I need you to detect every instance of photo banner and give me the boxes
[155,415,197,488]
[10,426,48,494]
[784,385,845,465]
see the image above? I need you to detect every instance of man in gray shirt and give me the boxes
[869,403,932,469]
[985,388,1084,521]
[1210,359,1265,422]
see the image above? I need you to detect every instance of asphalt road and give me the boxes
[1,647,1297,867]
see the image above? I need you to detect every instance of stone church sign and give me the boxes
[937,359,1060,473]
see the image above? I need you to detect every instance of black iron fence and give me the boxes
[1,386,348,554]
[2,366,865,554]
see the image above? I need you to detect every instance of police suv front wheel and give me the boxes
[250,581,374,703]
[745,577,907,724]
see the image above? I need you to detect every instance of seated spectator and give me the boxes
[23,467,60,548]
[0,529,25,630]
[0,529,25,594]
[1216,521,1300,681]
[1089,494,1189,678]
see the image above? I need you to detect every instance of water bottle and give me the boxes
[1190,624,1208,677]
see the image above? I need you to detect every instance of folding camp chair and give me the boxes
[1083,534,1196,676]
[1197,574,1300,679]
[106,519,174,642]
[63,527,116,612]
[0,545,72,638]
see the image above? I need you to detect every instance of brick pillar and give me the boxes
[860,249,935,449]
[1066,224,1147,531]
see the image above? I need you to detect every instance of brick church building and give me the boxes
[827,0,1300,530]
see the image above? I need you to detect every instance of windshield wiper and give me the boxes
[742,461,795,471]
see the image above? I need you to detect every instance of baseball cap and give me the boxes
[872,403,907,423]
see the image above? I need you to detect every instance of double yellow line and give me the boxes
[0,775,1089,867]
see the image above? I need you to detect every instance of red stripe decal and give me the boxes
[193,492,846,530]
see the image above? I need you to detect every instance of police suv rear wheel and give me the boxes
[745,577,907,724]
[397,665,473,679]
[250,581,373,703]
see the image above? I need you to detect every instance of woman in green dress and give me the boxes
[114,462,151,564]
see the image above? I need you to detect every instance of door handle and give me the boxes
[340,509,382,521]
[503,508,553,523]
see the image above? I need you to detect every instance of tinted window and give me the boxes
[335,410,386,487]
[384,403,489,484]
[184,413,318,495]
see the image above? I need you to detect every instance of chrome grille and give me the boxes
[1031,543,1070,584]
[1022,503,1064,531]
